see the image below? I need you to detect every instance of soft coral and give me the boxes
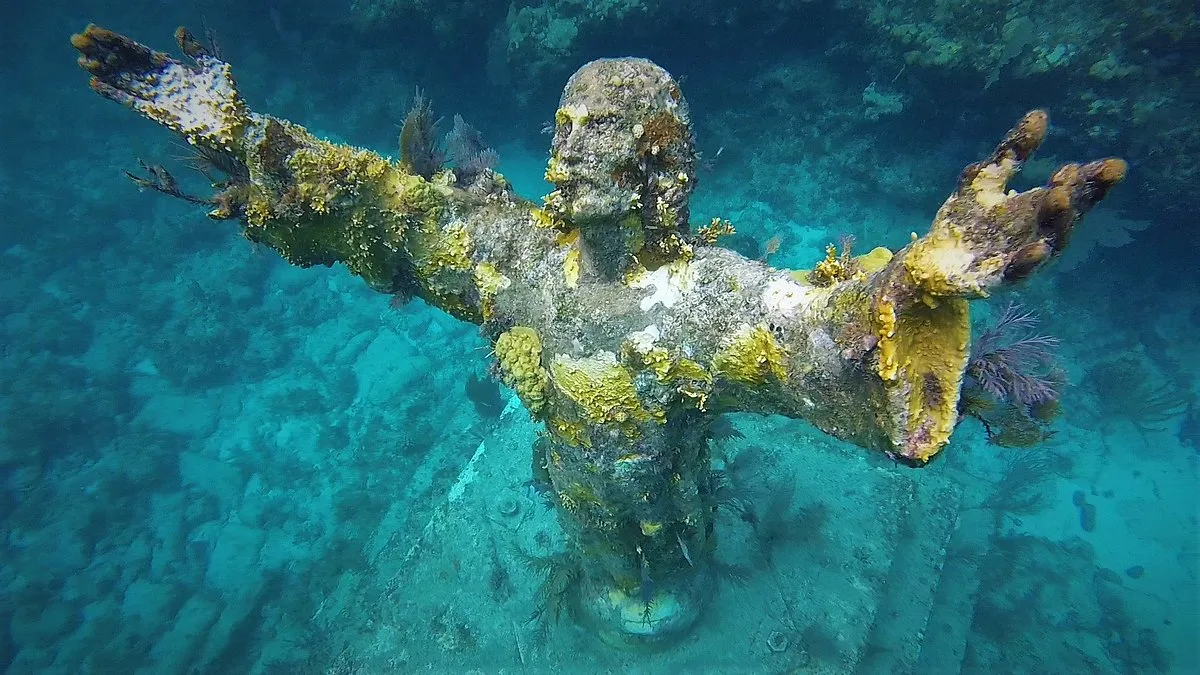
[962,302,1064,447]
[967,302,1062,410]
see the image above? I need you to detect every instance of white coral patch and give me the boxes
[626,325,661,353]
[145,57,243,146]
[762,276,813,318]
[921,225,977,277]
[970,157,1017,209]
[632,262,693,312]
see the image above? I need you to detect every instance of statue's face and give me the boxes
[549,58,696,230]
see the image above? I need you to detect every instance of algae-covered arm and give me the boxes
[69,24,562,322]
[666,111,1127,464]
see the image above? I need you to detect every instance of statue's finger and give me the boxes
[88,78,137,107]
[1002,239,1053,282]
[174,26,213,61]
[70,25,172,85]
[1072,158,1128,209]
[996,109,1049,164]
[957,110,1049,204]
[1038,158,1128,252]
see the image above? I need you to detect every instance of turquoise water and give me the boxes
[2,2,1196,673]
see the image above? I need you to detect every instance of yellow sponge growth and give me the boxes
[544,155,571,184]
[875,298,899,380]
[810,244,852,287]
[658,352,709,384]
[622,338,713,411]
[875,296,970,463]
[495,327,549,414]
[474,262,510,321]
[712,323,788,385]
[856,246,893,274]
[548,415,591,448]
[424,223,473,272]
[530,207,564,230]
[550,352,661,433]
[556,228,582,288]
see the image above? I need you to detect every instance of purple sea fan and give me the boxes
[967,302,1062,408]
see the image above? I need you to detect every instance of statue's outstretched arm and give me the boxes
[716,110,1126,463]
[72,24,552,316]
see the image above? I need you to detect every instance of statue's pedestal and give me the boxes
[578,562,715,649]
[315,409,965,674]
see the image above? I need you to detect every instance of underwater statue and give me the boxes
[70,25,1125,647]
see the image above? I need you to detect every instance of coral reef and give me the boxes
[842,0,1197,212]
[1083,355,1190,432]
[969,535,1172,673]
[345,0,1195,218]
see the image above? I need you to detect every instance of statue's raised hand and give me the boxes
[71,25,250,150]
[903,111,1126,298]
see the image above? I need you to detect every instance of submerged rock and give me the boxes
[1078,502,1097,532]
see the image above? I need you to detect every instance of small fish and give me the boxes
[269,6,285,38]
[677,532,693,567]
[1179,402,1198,451]
[759,235,782,261]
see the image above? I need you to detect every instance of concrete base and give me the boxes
[579,565,714,649]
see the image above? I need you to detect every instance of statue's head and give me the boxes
[545,58,698,269]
